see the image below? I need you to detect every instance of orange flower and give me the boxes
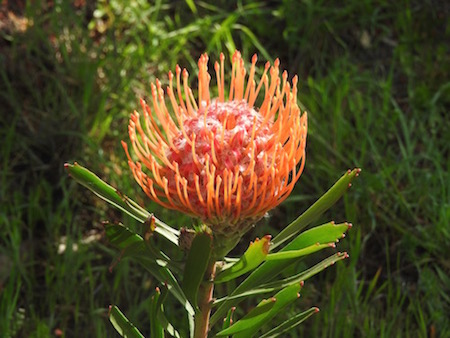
[123,51,307,235]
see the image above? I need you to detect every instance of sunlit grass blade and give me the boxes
[259,307,320,338]
[184,0,197,13]
[182,230,212,309]
[64,162,179,244]
[215,235,271,283]
[108,305,145,338]
[271,168,361,250]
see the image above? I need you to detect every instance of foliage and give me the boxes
[0,0,448,337]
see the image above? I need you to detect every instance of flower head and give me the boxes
[123,51,307,236]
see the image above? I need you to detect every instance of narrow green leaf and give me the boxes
[155,285,168,314]
[210,222,350,325]
[104,222,175,271]
[182,231,212,309]
[139,258,195,318]
[266,243,331,261]
[271,168,360,250]
[215,299,275,336]
[157,311,181,338]
[217,283,302,337]
[184,0,197,13]
[234,282,302,338]
[151,286,182,338]
[259,307,320,338]
[213,252,348,306]
[150,288,164,338]
[222,306,236,331]
[258,252,349,292]
[215,235,271,283]
[108,305,145,338]
[104,223,195,317]
[65,162,179,245]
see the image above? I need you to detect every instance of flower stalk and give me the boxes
[194,261,216,338]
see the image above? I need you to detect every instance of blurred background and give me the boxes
[1,0,448,337]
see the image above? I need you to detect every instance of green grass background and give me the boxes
[1,0,448,337]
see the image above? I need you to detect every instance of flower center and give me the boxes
[164,99,276,220]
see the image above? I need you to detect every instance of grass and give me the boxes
[1,0,448,337]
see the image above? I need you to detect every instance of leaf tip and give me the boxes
[64,163,73,176]
[262,234,272,254]
[144,215,156,240]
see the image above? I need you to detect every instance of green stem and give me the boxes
[194,261,216,338]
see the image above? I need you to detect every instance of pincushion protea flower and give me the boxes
[122,51,307,239]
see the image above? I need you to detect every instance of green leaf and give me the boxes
[210,222,350,325]
[258,252,349,292]
[140,258,195,318]
[150,288,164,338]
[157,311,181,338]
[104,222,175,271]
[215,235,271,283]
[182,231,212,309]
[104,223,195,318]
[213,252,348,306]
[184,0,197,13]
[216,299,275,336]
[266,243,331,261]
[65,162,179,245]
[216,283,302,337]
[150,286,181,338]
[108,305,145,338]
[271,168,360,250]
[259,307,319,338]
[222,307,236,331]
